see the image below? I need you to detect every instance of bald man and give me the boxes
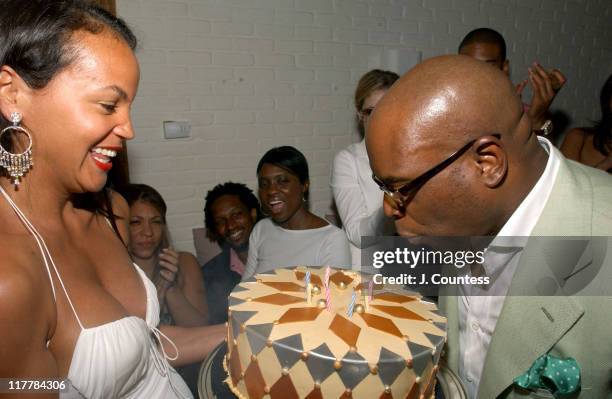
[367,55,612,398]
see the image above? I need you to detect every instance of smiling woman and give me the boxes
[242,146,351,279]
[0,1,222,398]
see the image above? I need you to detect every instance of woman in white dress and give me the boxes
[0,1,223,397]
[331,69,400,267]
[243,146,351,279]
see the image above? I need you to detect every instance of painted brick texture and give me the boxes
[118,0,612,252]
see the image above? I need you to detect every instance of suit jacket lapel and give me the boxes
[478,156,592,398]
[476,241,585,398]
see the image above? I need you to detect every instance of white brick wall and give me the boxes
[118,0,612,253]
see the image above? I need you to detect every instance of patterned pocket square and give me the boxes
[514,354,581,397]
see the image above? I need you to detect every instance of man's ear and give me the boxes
[474,136,507,188]
[250,208,257,223]
[502,60,510,76]
[0,65,31,121]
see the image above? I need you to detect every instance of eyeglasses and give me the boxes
[372,134,501,210]
[359,107,375,117]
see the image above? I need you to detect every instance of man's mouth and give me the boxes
[228,229,245,242]
[91,146,119,172]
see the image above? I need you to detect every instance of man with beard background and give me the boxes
[203,182,262,324]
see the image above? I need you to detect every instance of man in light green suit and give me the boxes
[366,55,612,398]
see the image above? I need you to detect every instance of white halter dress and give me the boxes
[0,187,193,399]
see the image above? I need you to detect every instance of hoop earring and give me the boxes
[0,112,33,187]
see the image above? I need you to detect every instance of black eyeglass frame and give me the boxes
[372,133,501,208]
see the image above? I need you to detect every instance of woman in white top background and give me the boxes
[0,1,222,397]
[331,70,400,268]
[243,146,350,279]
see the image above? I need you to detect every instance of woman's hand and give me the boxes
[158,247,180,285]
[594,152,612,172]
[154,247,180,305]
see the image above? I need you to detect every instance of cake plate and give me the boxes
[198,343,466,399]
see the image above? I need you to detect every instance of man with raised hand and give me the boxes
[459,28,566,137]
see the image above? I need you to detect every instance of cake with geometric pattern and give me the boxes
[224,266,447,399]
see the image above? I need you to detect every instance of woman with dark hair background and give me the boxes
[242,146,351,279]
[119,183,208,327]
[0,1,222,397]
[331,69,399,267]
[561,73,612,172]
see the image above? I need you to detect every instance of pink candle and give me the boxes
[324,266,331,311]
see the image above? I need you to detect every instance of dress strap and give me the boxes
[149,326,190,399]
[0,186,85,331]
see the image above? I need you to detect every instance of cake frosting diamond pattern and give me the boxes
[278,307,324,324]
[329,314,361,347]
[371,304,427,321]
[358,313,403,338]
[232,310,258,326]
[338,351,371,389]
[262,281,304,292]
[246,323,274,356]
[244,359,266,399]
[424,332,445,365]
[406,382,421,399]
[374,292,417,303]
[252,292,304,305]
[305,343,336,383]
[329,271,354,286]
[272,333,303,369]
[407,341,431,377]
[295,270,323,286]
[229,343,242,386]
[377,347,407,387]
[269,374,299,399]
[304,387,323,399]
[228,296,246,307]
[434,321,447,332]
[231,316,242,340]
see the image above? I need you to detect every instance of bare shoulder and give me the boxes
[560,128,588,160]
[0,249,58,378]
[178,251,201,274]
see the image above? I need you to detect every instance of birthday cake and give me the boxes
[224,266,447,399]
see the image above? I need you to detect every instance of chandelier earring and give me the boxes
[0,112,33,187]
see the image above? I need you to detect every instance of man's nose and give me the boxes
[227,217,238,231]
[383,195,404,219]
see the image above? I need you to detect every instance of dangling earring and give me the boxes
[0,112,33,187]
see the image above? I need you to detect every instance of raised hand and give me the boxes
[154,247,180,305]
[522,62,566,129]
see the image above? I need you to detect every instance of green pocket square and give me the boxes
[514,354,581,397]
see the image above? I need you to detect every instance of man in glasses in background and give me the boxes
[366,55,612,398]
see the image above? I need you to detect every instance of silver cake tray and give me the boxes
[198,343,467,399]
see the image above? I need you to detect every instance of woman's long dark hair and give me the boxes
[593,73,612,156]
[0,0,137,241]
